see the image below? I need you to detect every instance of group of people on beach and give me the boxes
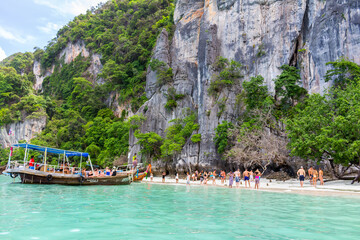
[160,169,263,189]
[297,166,324,187]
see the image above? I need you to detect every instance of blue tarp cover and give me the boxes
[12,144,89,157]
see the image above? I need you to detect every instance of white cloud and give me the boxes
[0,47,6,61]
[37,22,61,34]
[34,0,105,16]
[0,26,35,44]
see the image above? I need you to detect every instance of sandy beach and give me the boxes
[141,176,360,197]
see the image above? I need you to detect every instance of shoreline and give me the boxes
[140,176,360,197]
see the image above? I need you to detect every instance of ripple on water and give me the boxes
[1,176,360,240]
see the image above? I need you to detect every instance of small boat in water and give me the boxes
[3,144,132,185]
[133,172,147,182]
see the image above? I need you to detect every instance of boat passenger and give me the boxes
[106,167,111,176]
[29,156,35,170]
[93,168,99,176]
[81,168,87,177]
[111,167,117,176]
[132,153,138,171]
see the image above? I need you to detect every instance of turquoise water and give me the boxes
[1,175,360,240]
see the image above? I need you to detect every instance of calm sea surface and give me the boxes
[0,175,360,240]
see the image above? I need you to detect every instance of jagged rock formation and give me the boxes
[129,0,360,172]
[33,60,53,91]
[0,116,47,148]
[34,40,103,91]
[3,40,104,147]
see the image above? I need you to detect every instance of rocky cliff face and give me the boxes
[0,116,47,148]
[129,0,360,172]
[6,40,104,148]
[33,40,103,91]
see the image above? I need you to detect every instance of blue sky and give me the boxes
[0,0,105,61]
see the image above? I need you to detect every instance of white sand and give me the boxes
[140,176,360,197]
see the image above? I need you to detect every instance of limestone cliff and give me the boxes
[129,0,360,172]
[0,116,47,148]
[34,40,103,91]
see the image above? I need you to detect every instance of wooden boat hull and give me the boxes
[7,169,131,185]
[133,172,146,182]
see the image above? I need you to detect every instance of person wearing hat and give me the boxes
[111,167,117,176]
[297,166,306,187]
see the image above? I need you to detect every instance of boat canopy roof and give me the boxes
[12,144,89,157]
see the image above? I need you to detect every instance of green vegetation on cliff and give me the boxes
[40,0,175,112]
[0,0,175,167]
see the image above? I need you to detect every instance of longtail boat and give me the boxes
[133,172,147,182]
[3,144,132,185]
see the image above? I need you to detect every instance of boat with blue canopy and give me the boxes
[3,143,132,185]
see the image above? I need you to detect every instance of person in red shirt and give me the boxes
[29,156,35,169]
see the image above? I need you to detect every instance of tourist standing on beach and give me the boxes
[195,170,199,181]
[297,166,306,187]
[186,172,190,185]
[319,168,324,185]
[162,171,166,183]
[221,170,226,184]
[313,168,318,187]
[308,167,313,185]
[235,169,240,188]
[228,171,234,188]
[212,170,216,185]
[203,172,208,184]
[250,170,254,182]
[243,169,250,188]
[175,172,179,183]
[200,171,204,184]
[150,172,153,181]
[254,170,261,189]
